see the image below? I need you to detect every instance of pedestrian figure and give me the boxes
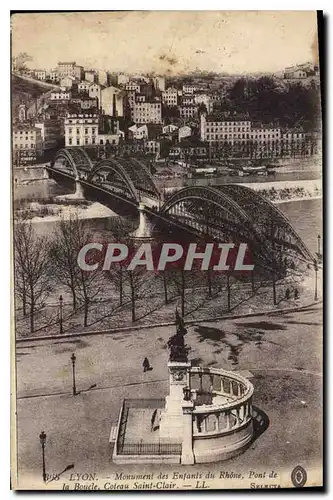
[151,409,157,432]
[294,288,299,300]
[285,288,290,300]
[143,357,150,372]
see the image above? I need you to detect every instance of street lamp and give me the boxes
[59,295,63,334]
[39,431,46,482]
[314,259,318,301]
[71,353,77,396]
[317,234,321,257]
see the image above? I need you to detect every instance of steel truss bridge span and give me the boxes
[52,147,93,178]
[159,184,314,269]
[51,148,161,204]
[49,148,314,269]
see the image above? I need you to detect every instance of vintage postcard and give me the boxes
[11,10,323,490]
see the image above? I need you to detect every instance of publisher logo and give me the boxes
[291,466,307,488]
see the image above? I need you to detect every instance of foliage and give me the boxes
[214,76,320,132]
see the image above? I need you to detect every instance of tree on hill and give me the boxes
[13,52,33,72]
[225,76,320,131]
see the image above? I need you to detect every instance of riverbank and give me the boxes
[274,195,322,205]
[16,201,115,223]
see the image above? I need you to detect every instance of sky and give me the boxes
[11,11,319,75]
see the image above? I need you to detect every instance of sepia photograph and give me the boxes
[10,10,323,490]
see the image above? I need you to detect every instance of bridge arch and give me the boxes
[214,184,314,262]
[87,158,139,201]
[160,184,314,267]
[160,185,254,244]
[51,147,93,179]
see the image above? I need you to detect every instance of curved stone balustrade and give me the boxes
[188,367,254,463]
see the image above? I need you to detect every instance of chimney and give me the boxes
[112,93,116,117]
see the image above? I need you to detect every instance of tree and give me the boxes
[126,267,146,322]
[73,218,104,327]
[105,218,136,308]
[51,215,82,311]
[14,219,52,333]
[169,268,187,316]
[14,52,33,72]
[52,214,104,327]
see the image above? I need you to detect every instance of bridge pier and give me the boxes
[74,179,85,199]
[130,203,155,240]
[55,176,86,201]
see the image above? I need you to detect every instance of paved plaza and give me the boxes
[14,306,322,487]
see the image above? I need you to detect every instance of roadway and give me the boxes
[15,307,322,486]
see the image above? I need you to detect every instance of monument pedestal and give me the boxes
[181,400,195,465]
[159,361,191,439]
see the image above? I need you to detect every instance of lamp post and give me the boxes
[317,234,321,256]
[39,431,46,482]
[71,353,77,396]
[314,259,318,301]
[59,295,63,334]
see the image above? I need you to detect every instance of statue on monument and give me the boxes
[167,308,190,362]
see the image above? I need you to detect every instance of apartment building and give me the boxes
[12,125,43,155]
[57,61,84,80]
[50,90,71,101]
[250,127,281,144]
[85,70,96,83]
[153,76,166,92]
[98,70,109,86]
[162,87,178,107]
[194,93,213,113]
[125,82,142,93]
[132,100,162,124]
[64,113,99,147]
[78,81,92,94]
[117,73,130,85]
[35,120,62,151]
[179,105,198,119]
[182,84,198,94]
[88,83,101,104]
[60,76,75,89]
[100,86,126,117]
[200,114,251,143]
[34,70,47,81]
[178,125,192,141]
[181,94,195,106]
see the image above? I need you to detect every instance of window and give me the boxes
[85,128,88,135]
[85,138,88,145]
[76,128,80,135]
[76,138,80,145]
[69,128,72,135]
[68,138,72,145]
[92,137,95,144]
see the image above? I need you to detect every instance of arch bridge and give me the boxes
[49,148,161,206]
[47,148,314,272]
[154,184,314,273]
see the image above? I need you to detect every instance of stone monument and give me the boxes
[159,309,194,464]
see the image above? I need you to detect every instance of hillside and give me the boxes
[11,74,51,119]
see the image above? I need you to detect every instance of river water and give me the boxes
[13,177,322,255]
